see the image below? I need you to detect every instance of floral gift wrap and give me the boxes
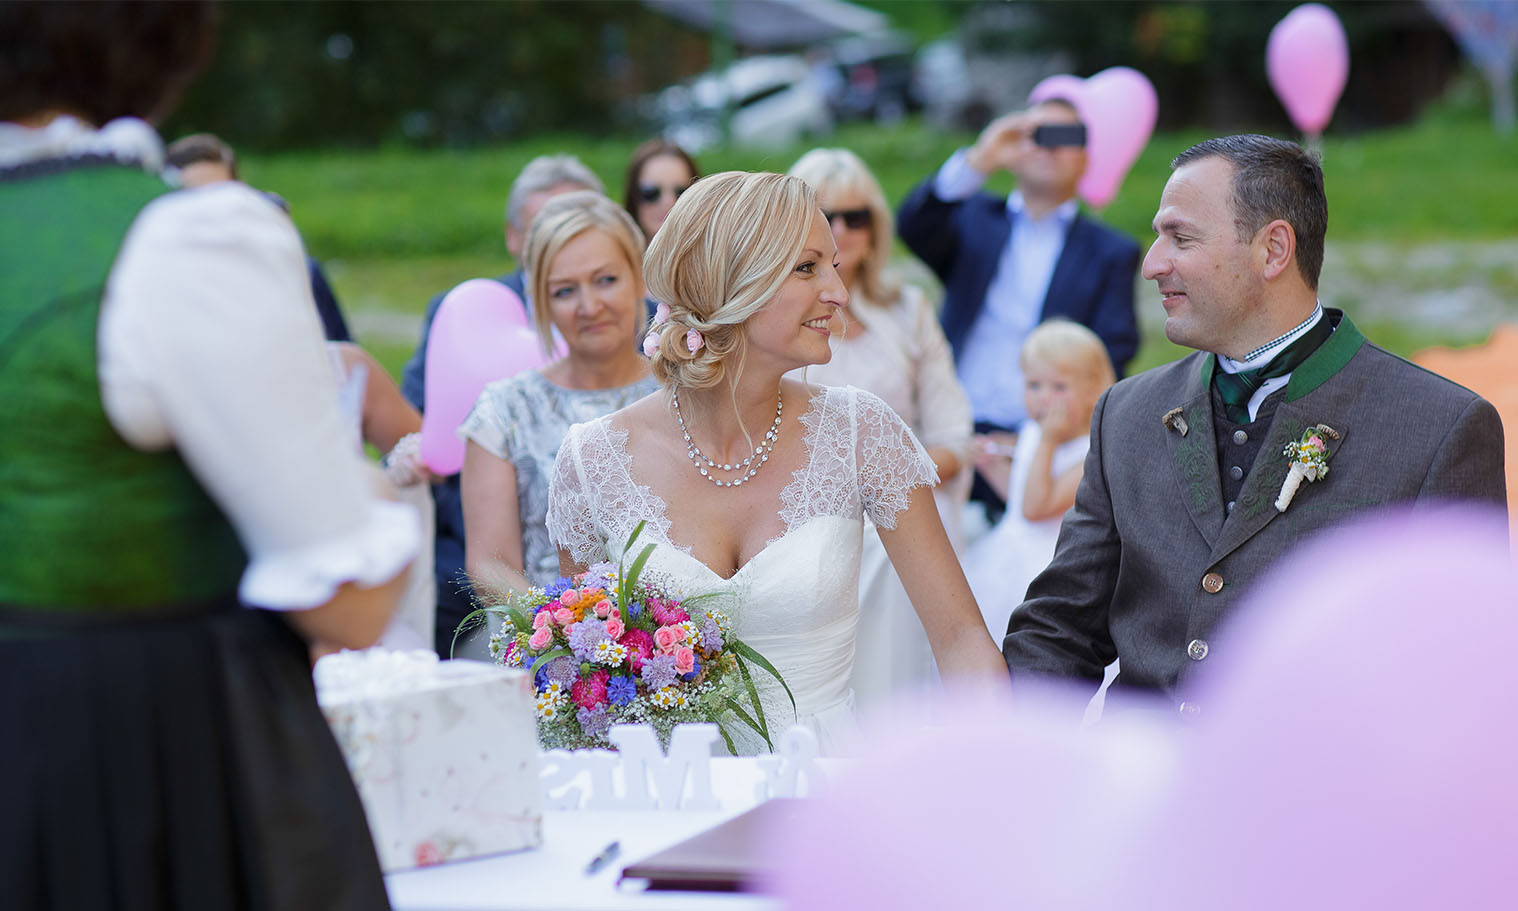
[313,649,543,871]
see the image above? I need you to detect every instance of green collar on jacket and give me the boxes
[1197,308,1365,400]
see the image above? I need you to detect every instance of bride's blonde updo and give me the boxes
[642,171,818,391]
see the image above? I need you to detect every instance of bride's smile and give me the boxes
[744,210,848,372]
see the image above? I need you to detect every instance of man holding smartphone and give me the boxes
[897,98,1141,523]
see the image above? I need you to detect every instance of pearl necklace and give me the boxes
[671,387,783,488]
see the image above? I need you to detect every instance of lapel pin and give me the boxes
[1162,407,1189,436]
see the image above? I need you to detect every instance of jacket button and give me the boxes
[1233,430,1248,444]
[1187,639,1209,661]
[1178,701,1202,717]
[1202,572,1224,593]
[1229,465,1244,480]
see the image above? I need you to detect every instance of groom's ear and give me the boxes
[1256,219,1296,282]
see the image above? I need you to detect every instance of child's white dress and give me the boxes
[964,420,1090,641]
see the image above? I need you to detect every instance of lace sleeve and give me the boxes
[545,422,607,567]
[853,388,939,530]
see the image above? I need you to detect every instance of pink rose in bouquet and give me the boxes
[654,625,683,653]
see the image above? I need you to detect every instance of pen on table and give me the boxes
[584,840,621,876]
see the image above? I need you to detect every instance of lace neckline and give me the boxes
[600,385,838,581]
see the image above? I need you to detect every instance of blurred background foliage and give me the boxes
[156,0,1515,381]
[167,0,1466,150]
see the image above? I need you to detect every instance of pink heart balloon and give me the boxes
[1077,66,1158,209]
[1027,73,1087,109]
[1266,3,1350,135]
[419,278,558,475]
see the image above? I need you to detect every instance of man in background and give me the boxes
[897,99,1140,522]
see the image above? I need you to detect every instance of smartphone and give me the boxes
[1032,123,1087,148]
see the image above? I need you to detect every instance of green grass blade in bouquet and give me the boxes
[731,639,796,714]
[722,696,774,753]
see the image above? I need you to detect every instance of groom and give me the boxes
[1002,135,1506,712]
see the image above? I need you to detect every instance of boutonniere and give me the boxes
[1275,423,1340,512]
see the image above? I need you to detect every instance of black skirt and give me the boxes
[0,601,390,910]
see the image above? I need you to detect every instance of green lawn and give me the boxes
[240,100,1517,381]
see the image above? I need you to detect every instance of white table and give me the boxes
[386,758,795,910]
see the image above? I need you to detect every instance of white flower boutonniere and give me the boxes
[1275,424,1339,512]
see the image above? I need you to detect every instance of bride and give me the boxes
[546,171,1004,753]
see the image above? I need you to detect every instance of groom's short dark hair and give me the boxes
[1173,135,1327,290]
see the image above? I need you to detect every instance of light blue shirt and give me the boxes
[932,149,1078,428]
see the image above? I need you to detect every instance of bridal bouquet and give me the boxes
[475,523,792,753]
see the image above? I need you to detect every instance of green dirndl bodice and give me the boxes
[0,154,389,910]
[0,157,245,612]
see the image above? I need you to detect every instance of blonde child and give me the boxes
[964,320,1116,640]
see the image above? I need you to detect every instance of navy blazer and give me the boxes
[897,178,1141,378]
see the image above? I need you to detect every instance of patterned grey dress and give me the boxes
[459,369,659,586]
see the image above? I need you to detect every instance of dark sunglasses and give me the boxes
[824,208,872,230]
[637,183,688,204]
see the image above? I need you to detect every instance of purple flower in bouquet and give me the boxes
[586,561,618,581]
[543,655,579,688]
[543,577,574,600]
[700,618,723,651]
[566,618,610,661]
[607,675,637,706]
[641,653,678,691]
[679,654,702,682]
[577,704,612,739]
[626,599,644,619]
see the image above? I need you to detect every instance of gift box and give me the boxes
[314,649,543,871]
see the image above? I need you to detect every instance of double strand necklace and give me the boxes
[671,386,783,489]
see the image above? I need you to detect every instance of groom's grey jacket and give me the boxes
[1002,310,1506,707]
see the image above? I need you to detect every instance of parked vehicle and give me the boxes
[823,33,920,125]
[650,54,833,152]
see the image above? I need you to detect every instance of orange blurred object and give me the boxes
[1413,324,1518,545]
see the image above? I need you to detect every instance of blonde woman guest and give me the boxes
[547,172,1005,754]
[460,192,659,604]
[786,148,974,708]
[964,320,1115,640]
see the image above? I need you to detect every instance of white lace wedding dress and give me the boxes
[547,385,937,755]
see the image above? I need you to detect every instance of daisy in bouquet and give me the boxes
[469,523,792,753]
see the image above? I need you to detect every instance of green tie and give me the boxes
[1213,316,1334,423]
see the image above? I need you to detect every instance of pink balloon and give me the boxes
[1077,67,1158,209]
[762,682,1169,910]
[1122,506,1518,909]
[1266,3,1350,135]
[419,279,556,475]
[1027,73,1087,109]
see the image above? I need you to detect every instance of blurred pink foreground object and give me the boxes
[768,506,1516,910]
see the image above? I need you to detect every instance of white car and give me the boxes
[656,54,833,152]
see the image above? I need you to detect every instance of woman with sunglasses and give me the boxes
[787,148,974,710]
[622,138,699,244]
